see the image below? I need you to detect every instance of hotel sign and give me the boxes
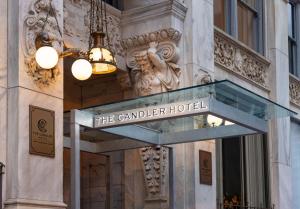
[29,106,55,158]
[94,98,209,128]
[199,150,212,185]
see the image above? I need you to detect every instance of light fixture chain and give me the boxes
[104,0,112,51]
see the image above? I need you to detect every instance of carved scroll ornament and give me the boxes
[290,75,300,107]
[23,0,62,87]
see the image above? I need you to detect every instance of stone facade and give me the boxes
[0,1,300,209]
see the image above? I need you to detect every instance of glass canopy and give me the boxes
[85,80,295,120]
[66,80,296,150]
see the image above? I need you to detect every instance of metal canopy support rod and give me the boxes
[101,125,160,144]
[70,110,81,209]
[72,109,94,128]
[64,136,151,153]
[95,138,151,153]
[159,125,257,145]
[209,99,268,133]
[0,162,4,209]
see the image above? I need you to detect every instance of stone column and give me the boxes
[121,1,216,209]
[182,0,215,86]
[4,0,66,208]
[0,0,7,208]
[180,1,216,209]
[266,1,292,209]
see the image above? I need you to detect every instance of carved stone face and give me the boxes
[134,51,152,73]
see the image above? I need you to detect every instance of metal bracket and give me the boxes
[0,162,4,175]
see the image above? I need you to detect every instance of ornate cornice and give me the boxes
[121,0,187,25]
[121,28,181,50]
[214,27,270,90]
[290,74,300,107]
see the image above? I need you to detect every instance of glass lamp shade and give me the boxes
[71,59,93,81]
[207,115,223,127]
[89,47,117,74]
[35,46,59,69]
[224,120,235,126]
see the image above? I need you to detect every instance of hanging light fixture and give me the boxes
[33,0,118,81]
[86,0,117,75]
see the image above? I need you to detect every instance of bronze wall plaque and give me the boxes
[29,105,55,157]
[199,150,212,185]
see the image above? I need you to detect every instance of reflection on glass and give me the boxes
[214,0,226,30]
[237,0,257,50]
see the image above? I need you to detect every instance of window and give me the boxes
[237,0,259,50]
[288,3,298,76]
[214,0,264,53]
[214,0,226,31]
[217,135,270,209]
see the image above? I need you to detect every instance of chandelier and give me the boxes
[34,0,117,81]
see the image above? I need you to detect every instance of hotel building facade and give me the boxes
[0,0,300,209]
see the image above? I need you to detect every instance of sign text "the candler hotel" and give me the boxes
[94,98,209,128]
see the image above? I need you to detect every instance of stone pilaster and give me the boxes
[179,1,216,209]
[266,1,292,209]
[4,0,66,208]
[0,0,7,208]
[182,0,215,87]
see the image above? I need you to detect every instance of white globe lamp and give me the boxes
[71,59,93,81]
[35,46,59,69]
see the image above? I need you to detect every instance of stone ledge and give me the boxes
[121,0,187,25]
[289,74,300,108]
[5,198,67,208]
[214,27,270,91]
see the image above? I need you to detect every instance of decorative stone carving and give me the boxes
[117,70,132,91]
[290,75,300,107]
[23,0,63,87]
[140,146,168,200]
[130,42,181,96]
[123,28,182,96]
[214,28,270,89]
[122,29,181,207]
[121,28,181,51]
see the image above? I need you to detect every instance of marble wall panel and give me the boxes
[124,0,167,10]
[194,141,216,209]
[6,87,64,204]
[269,162,292,209]
[0,0,7,88]
[121,1,185,39]
[182,0,214,78]
[124,149,145,209]
[291,121,300,209]
[0,87,7,208]
[265,0,289,56]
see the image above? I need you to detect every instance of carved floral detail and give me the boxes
[121,28,181,50]
[214,29,270,89]
[290,75,300,107]
[23,0,62,87]
[140,146,168,199]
